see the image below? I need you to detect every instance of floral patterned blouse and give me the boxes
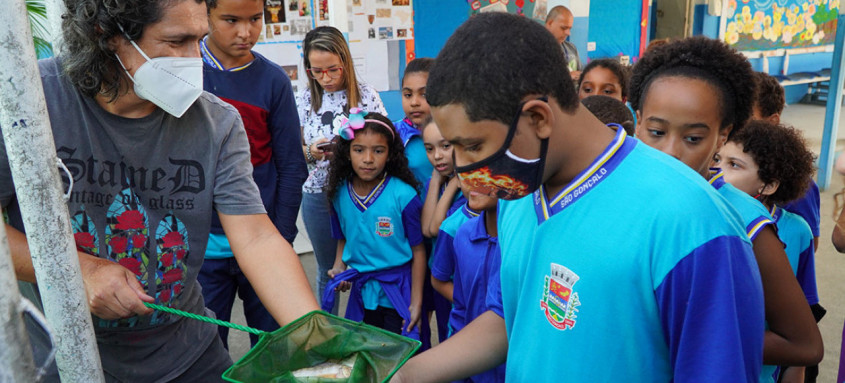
[296,83,386,193]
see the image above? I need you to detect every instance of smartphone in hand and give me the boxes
[316,141,336,153]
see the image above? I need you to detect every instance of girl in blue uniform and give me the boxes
[714,120,821,382]
[321,110,426,339]
[421,118,465,237]
[419,117,467,344]
[629,36,823,376]
[394,58,436,186]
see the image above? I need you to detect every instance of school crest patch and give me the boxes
[540,263,580,330]
[376,216,394,237]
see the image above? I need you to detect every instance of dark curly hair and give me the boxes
[427,12,578,125]
[581,95,635,136]
[753,72,785,119]
[61,0,204,101]
[325,112,420,202]
[728,120,814,206]
[629,36,755,136]
[578,58,631,100]
[403,57,434,83]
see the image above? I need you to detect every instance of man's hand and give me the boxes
[79,254,154,319]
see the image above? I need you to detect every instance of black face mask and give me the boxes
[455,97,549,200]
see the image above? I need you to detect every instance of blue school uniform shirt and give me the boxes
[394,118,434,187]
[708,170,774,241]
[449,211,506,382]
[756,205,819,383]
[769,205,818,304]
[330,175,423,310]
[488,128,764,382]
[431,204,479,283]
[783,179,821,238]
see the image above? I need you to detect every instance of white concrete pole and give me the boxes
[0,0,104,382]
[44,0,65,55]
[0,209,38,383]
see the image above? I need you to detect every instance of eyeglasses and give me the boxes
[307,67,343,79]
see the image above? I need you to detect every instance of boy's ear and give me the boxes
[718,124,733,148]
[524,99,554,140]
[765,113,781,125]
[760,180,780,197]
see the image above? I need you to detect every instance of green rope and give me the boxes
[143,302,266,336]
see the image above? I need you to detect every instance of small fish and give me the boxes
[291,355,357,379]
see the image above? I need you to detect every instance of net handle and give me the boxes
[143,302,266,336]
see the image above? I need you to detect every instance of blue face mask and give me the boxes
[455,97,549,200]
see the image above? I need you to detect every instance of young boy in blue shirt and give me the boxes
[432,179,506,382]
[393,13,764,382]
[197,0,308,348]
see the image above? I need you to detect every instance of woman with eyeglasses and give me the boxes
[296,26,386,311]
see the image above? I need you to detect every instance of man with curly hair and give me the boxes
[0,0,318,380]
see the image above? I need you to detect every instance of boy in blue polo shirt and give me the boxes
[433,181,506,382]
[393,13,764,382]
[430,180,479,303]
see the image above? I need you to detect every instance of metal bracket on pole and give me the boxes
[0,208,38,383]
[818,12,845,191]
[0,0,104,382]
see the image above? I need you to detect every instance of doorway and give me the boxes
[652,0,692,40]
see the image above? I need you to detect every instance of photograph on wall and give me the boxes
[392,0,409,5]
[264,0,285,24]
[283,65,299,81]
[291,19,312,36]
[319,0,329,21]
[299,0,310,16]
[722,0,839,51]
[378,26,394,39]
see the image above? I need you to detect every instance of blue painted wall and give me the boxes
[587,1,642,60]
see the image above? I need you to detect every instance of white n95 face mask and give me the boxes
[114,36,203,118]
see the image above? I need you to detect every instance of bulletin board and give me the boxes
[254,0,415,94]
[721,0,839,52]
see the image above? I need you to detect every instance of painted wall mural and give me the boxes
[723,0,839,51]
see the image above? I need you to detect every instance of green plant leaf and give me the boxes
[26,0,53,58]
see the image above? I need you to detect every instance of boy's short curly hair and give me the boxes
[629,36,755,136]
[580,95,634,136]
[753,72,785,118]
[426,12,579,125]
[729,120,814,206]
[578,58,631,100]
